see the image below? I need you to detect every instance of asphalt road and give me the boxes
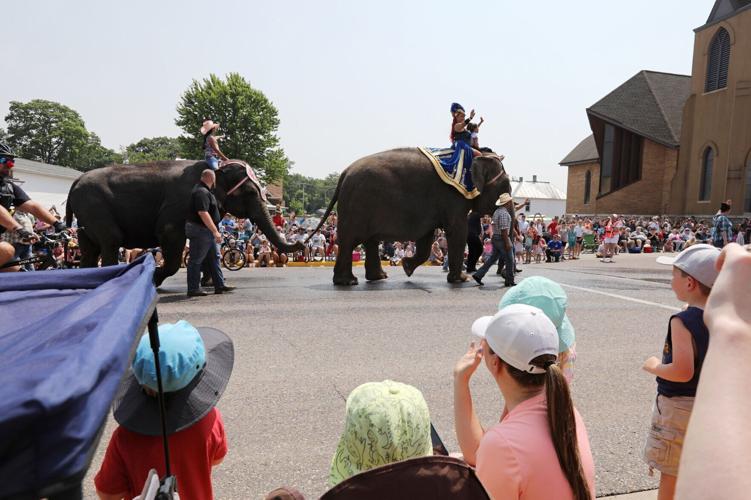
[84,252,683,499]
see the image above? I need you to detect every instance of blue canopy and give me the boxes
[0,255,158,498]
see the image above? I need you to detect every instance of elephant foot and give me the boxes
[333,275,359,286]
[447,272,470,283]
[402,259,415,277]
[366,270,388,282]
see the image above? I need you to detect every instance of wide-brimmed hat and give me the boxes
[498,276,575,352]
[495,193,513,206]
[329,380,432,486]
[200,120,220,135]
[113,321,234,436]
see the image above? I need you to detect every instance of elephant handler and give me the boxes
[1,143,66,271]
[472,193,516,287]
[186,169,234,297]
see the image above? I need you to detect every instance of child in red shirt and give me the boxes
[94,321,233,500]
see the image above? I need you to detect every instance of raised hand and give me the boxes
[454,341,484,382]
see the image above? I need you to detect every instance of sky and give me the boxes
[1,1,714,192]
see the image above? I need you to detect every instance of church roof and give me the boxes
[699,0,751,31]
[586,70,691,148]
[559,135,598,166]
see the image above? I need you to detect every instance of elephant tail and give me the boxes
[65,177,81,227]
[304,172,342,243]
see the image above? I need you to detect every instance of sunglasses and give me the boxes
[0,157,14,168]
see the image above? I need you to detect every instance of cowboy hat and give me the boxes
[495,193,513,206]
[200,120,220,135]
[112,321,234,436]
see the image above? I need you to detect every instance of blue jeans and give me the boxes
[186,222,225,292]
[474,236,512,284]
[206,156,219,170]
[13,243,34,272]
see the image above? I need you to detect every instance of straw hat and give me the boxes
[200,120,220,135]
[495,193,513,206]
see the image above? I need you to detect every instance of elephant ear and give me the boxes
[471,156,504,193]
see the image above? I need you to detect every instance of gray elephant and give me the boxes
[312,148,512,285]
[66,160,303,286]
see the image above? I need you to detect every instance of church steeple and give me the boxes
[704,0,751,28]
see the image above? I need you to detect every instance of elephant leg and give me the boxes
[154,233,185,287]
[364,239,387,282]
[445,224,469,283]
[333,235,359,286]
[402,231,433,277]
[77,228,101,268]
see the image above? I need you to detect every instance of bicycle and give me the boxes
[0,231,76,271]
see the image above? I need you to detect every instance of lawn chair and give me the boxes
[319,456,490,500]
[581,233,598,253]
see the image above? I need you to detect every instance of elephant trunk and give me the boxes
[251,200,304,253]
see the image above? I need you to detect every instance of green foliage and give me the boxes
[124,136,181,164]
[4,99,120,170]
[175,73,289,183]
[283,171,339,214]
[0,127,7,143]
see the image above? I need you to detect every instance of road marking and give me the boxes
[558,283,681,312]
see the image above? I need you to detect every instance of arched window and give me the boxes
[705,28,731,92]
[699,147,714,201]
[744,152,751,213]
[584,170,591,204]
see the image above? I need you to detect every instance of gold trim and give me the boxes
[418,147,480,199]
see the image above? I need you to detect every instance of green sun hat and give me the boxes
[498,276,575,352]
[328,380,433,486]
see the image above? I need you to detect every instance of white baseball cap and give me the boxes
[656,243,720,287]
[471,304,559,374]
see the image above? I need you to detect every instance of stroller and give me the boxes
[0,254,178,500]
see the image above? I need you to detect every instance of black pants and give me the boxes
[546,249,561,262]
[466,234,483,273]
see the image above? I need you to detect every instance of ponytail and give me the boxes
[501,354,592,500]
[543,361,592,500]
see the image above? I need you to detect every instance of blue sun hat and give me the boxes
[114,320,234,436]
[450,102,465,114]
[498,276,575,352]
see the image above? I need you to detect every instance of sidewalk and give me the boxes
[600,490,656,499]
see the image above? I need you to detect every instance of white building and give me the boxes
[510,175,567,221]
[10,158,81,212]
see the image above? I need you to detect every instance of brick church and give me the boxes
[560,0,751,216]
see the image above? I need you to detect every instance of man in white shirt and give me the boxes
[310,230,326,260]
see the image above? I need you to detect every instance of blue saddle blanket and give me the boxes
[418,144,479,199]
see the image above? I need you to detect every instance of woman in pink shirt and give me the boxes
[453,304,595,499]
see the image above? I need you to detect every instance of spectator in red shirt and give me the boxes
[272,205,285,228]
[94,321,234,500]
[547,216,560,237]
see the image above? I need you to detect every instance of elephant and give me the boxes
[311,148,512,285]
[66,160,303,286]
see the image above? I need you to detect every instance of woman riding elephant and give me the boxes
[450,103,482,158]
[200,120,229,170]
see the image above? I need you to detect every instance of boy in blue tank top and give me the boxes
[642,244,720,500]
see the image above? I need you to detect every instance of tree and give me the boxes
[0,128,7,143]
[175,73,289,183]
[4,99,119,170]
[283,171,339,214]
[124,136,181,164]
[78,133,123,171]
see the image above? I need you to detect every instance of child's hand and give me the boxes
[469,109,476,120]
[479,117,484,124]
[642,356,661,374]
